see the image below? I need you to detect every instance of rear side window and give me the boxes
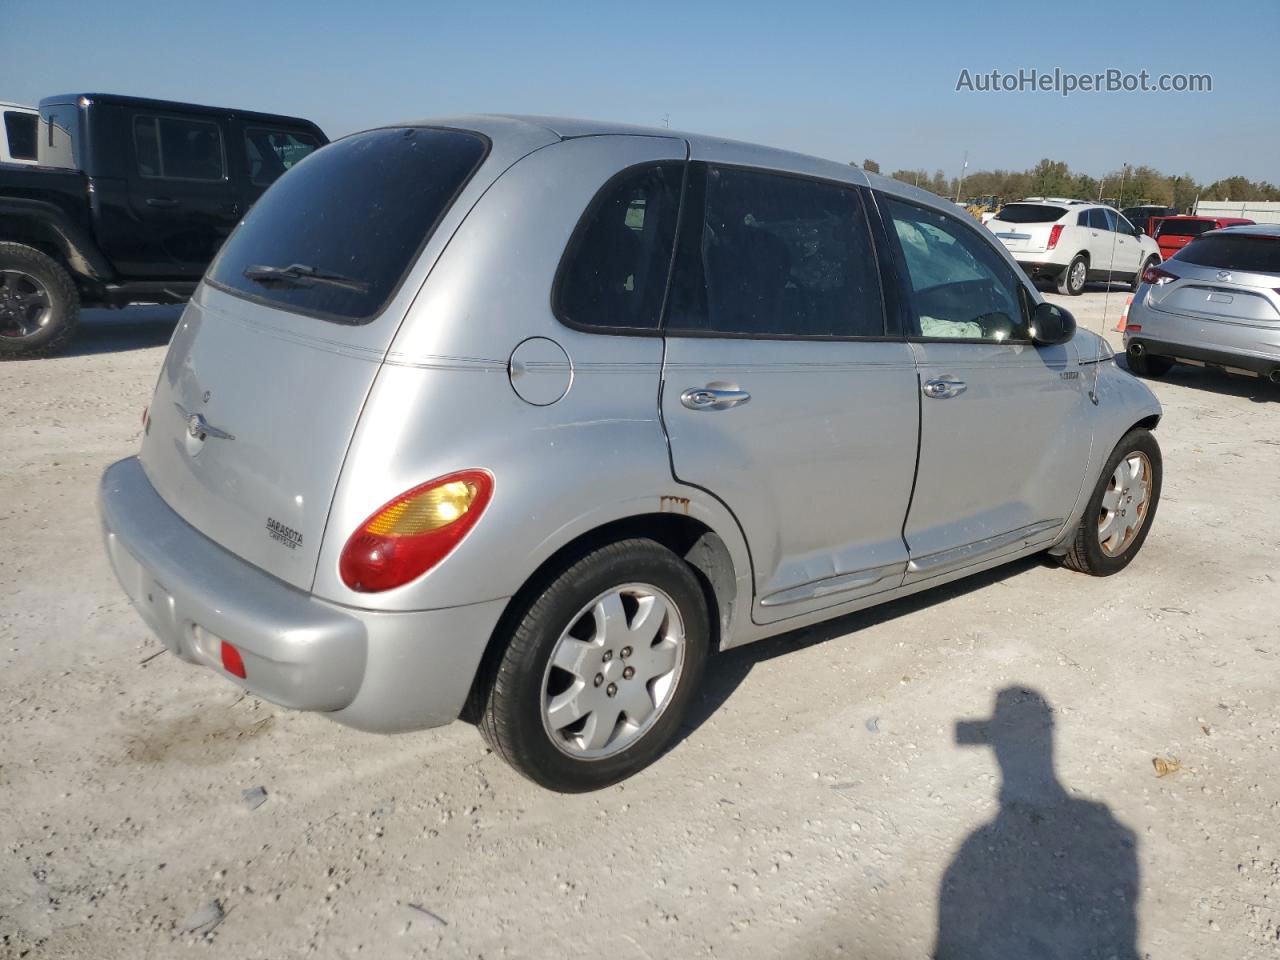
[3,111,37,160]
[1156,219,1211,238]
[994,204,1065,224]
[554,163,682,332]
[244,128,321,186]
[882,196,1029,342]
[207,127,488,323]
[666,165,884,338]
[1173,234,1280,274]
[134,115,225,180]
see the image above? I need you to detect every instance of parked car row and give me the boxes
[0,93,326,357]
[985,198,1162,295]
[98,115,1165,791]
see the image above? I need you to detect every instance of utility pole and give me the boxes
[954,151,968,203]
[662,113,670,129]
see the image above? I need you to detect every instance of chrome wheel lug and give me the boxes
[602,650,613,663]
[623,666,635,680]
[606,683,617,697]
[593,673,603,687]
[621,646,632,659]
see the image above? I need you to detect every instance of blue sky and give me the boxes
[6,0,1277,184]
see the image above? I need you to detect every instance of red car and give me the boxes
[1150,215,1255,259]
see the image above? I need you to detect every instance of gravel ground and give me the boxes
[2,289,1278,959]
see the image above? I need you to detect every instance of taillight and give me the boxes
[1142,265,1177,285]
[1047,224,1064,250]
[339,470,494,592]
[220,640,246,679]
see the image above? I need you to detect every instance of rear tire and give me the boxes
[1056,254,1088,296]
[478,539,710,792]
[1132,256,1159,293]
[1126,349,1173,378]
[1062,428,1161,576]
[0,242,80,359]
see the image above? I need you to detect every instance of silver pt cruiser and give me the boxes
[100,116,1164,791]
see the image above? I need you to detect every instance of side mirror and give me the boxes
[1132,225,1144,238]
[1031,302,1076,346]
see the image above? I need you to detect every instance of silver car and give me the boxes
[99,116,1164,791]
[1125,224,1280,383]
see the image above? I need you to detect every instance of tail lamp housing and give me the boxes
[1047,224,1064,250]
[1142,264,1178,285]
[339,470,493,593]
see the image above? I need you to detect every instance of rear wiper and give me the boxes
[243,263,369,293]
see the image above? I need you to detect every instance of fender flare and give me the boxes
[0,197,114,281]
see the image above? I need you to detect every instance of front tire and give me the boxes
[1056,254,1088,296]
[0,242,80,359]
[1062,428,1162,576]
[479,539,710,792]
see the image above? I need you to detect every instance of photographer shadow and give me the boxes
[935,686,1140,959]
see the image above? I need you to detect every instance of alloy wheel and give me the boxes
[1098,451,1153,557]
[540,583,686,759]
[0,269,53,340]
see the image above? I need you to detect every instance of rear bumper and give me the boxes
[98,457,508,732]
[1012,258,1064,278]
[1125,297,1280,377]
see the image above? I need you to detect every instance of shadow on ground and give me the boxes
[680,554,1046,738]
[62,305,182,357]
[1118,353,1280,403]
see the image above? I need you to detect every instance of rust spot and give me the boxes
[660,495,690,515]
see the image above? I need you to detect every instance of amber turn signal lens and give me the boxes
[339,470,493,593]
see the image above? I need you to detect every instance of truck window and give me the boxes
[133,115,226,181]
[3,111,37,160]
[39,104,78,168]
[244,128,321,186]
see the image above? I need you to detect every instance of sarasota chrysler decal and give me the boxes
[267,518,303,550]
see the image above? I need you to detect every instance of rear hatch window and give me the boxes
[1173,234,1280,274]
[207,127,488,323]
[1156,220,1211,238]
[991,204,1065,224]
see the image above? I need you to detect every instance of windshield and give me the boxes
[993,204,1065,224]
[207,127,489,323]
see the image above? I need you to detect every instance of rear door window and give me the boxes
[207,127,488,323]
[666,165,884,338]
[994,204,1065,224]
[554,163,682,332]
[1173,234,1280,274]
[244,128,322,186]
[134,115,226,180]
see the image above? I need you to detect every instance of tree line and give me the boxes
[857,158,1280,208]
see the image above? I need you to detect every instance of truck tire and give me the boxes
[0,242,81,359]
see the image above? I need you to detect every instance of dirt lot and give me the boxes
[2,288,1278,959]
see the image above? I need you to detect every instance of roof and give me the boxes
[1208,223,1280,238]
[38,92,321,130]
[0,101,36,113]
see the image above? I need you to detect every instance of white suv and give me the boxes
[988,199,1162,296]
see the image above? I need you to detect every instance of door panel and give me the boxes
[905,341,1091,579]
[1087,209,1114,273]
[1112,213,1143,274]
[121,112,242,278]
[877,194,1093,579]
[662,339,919,621]
[660,164,919,624]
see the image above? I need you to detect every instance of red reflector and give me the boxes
[1125,324,1141,333]
[220,641,247,678]
[1047,224,1064,250]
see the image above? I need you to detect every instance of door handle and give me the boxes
[680,387,751,411]
[923,378,967,400]
[145,196,179,208]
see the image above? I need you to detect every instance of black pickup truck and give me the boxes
[0,93,326,358]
